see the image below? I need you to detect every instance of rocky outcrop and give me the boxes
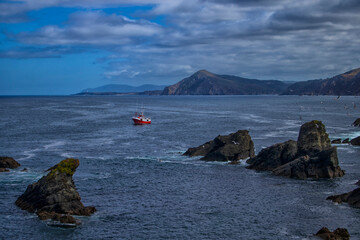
[355,180,360,186]
[342,138,350,144]
[0,156,20,170]
[315,227,350,240]
[0,168,10,172]
[350,136,360,145]
[327,187,360,208]
[15,158,96,225]
[352,118,360,127]
[247,120,345,179]
[246,140,297,171]
[331,139,342,144]
[184,130,255,161]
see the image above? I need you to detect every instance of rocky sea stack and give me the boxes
[247,120,345,179]
[0,156,20,172]
[184,130,255,161]
[15,158,96,225]
[315,227,350,240]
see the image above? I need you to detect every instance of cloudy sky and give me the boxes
[1,0,360,95]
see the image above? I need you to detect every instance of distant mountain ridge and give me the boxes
[162,70,289,95]
[282,67,360,95]
[82,84,166,93]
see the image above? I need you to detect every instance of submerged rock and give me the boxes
[350,136,360,145]
[315,227,350,240]
[184,130,255,161]
[342,138,350,144]
[0,168,10,172]
[0,156,20,169]
[352,118,360,127]
[15,158,96,224]
[247,120,344,179]
[327,187,360,208]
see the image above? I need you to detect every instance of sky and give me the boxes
[0,0,360,95]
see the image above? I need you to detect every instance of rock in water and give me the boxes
[246,140,297,171]
[0,156,20,169]
[352,118,360,127]
[297,120,331,156]
[331,139,342,144]
[315,227,350,240]
[350,136,360,145]
[327,187,360,208]
[184,130,255,161]
[247,120,344,179]
[15,158,96,223]
[342,138,350,144]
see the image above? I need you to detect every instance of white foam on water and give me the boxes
[44,141,65,150]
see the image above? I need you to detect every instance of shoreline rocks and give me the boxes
[350,136,360,146]
[315,227,350,240]
[15,158,96,225]
[327,187,360,208]
[247,120,345,179]
[0,156,20,172]
[184,130,255,161]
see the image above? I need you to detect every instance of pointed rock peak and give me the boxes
[192,69,215,78]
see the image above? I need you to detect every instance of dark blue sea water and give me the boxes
[0,95,359,239]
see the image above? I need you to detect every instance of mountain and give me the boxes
[161,70,289,95]
[283,67,360,95]
[82,84,166,93]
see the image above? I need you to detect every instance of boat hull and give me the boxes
[132,118,151,125]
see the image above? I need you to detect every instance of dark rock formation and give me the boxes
[350,136,360,145]
[247,120,345,179]
[0,168,10,172]
[184,130,255,161]
[15,158,96,225]
[327,187,360,208]
[342,138,350,144]
[352,118,360,127]
[355,180,360,186]
[246,140,297,171]
[315,227,350,240]
[162,70,289,95]
[0,156,20,169]
[283,67,360,95]
[331,139,342,144]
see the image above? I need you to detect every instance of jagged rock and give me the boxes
[15,158,96,222]
[352,118,360,127]
[331,139,342,144]
[247,120,344,179]
[297,120,331,156]
[184,130,255,161]
[272,147,344,179]
[350,136,360,145]
[37,211,79,224]
[355,180,360,186]
[0,156,20,169]
[342,138,350,144]
[0,168,10,172]
[246,140,297,171]
[327,187,360,208]
[315,227,350,240]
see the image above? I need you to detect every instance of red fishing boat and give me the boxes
[132,112,151,125]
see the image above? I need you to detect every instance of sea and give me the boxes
[0,95,359,240]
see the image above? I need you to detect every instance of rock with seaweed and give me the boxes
[0,156,20,171]
[327,187,360,208]
[247,120,344,179]
[184,130,255,161]
[15,158,96,225]
[315,227,350,240]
